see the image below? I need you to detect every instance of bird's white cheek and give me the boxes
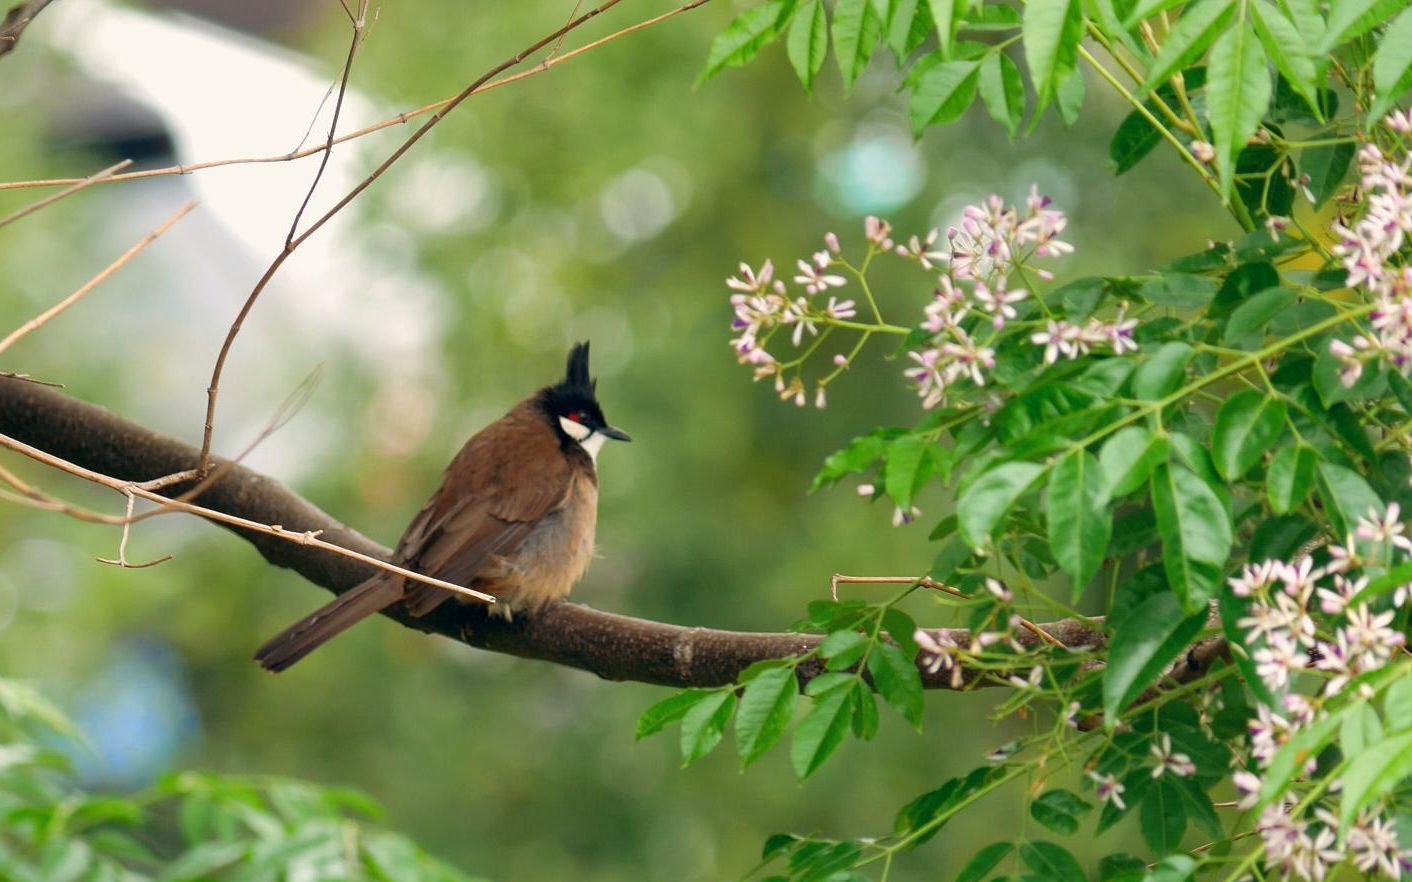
[579,432,607,463]
[559,416,591,441]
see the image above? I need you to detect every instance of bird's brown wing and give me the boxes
[399,405,577,616]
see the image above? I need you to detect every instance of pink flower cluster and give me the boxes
[904,187,1089,408]
[1231,506,1409,701]
[726,249,857,406]
[1329,114,1412,387]
[1224,503,1412,879]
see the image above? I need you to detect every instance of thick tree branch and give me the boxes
[0,377,1115,688]
[0,0,52,60]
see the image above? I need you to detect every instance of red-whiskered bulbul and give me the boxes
[254,341,630,671]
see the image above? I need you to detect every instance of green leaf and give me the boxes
[681,690,737,765]
[1074,356,1137,396]
[1056,65,1086,125]
[1207,21,1272,200]
[1386,678,1412,730]
[895,766,1004,847]
[160,841,249,882]
[957,461,1045,548]
[1225,287,1296,342]
[637,689,718,739]
[1149,854,1197,882]
[956,842,1014,882]
[1319,0,1406,54]
[885,0,921,59]
[1107,75,1207,175]
[909,59,980,133]
[885,435,931,509]
[1341,729,1412,827]
[883,607,920,657]
[1249,0,1320,117]
[1259,711,1340,809]
[1100,854,1148,882]
[1211,389,1287,480]
[927,0,967,56]
[1023,0,1084,102]
[1138,274,1219,309]
[1318,461,1384,538]
[1055,276,1108,319]
[1211,261,1279,318]
[1046,450,1112,596]
[1341,703,1385,761]
[698,1,792,85]
[1267,444,1318,514]
[1371,6,1412,119]
[1029,789,1093,835]
[868,642,924,727]
[1140,0,1237,94]
[812,431,891,491]
[1301,142,1355,207]
[1237,143,1296,220]
[1152,463,1232,612]
[1140,778,1188,852]
[834,0,883,92]
[1281,0,1326,56]
[979,52,1025,138]
[735,667,799,768]
[788,0,830,92]
[1132,341,1195,400]
[1103,592,1206,722]
[853,680,880,739]
[1018,841,1086,882]
[787,841,865,880]
[806,672,857,696]
[1100,426,1170,497]
[1171,776,1222,840]
[790,686,854,778]
[1123,0,1189,28]
[821,629,870,670]
[1109,104,1163,175]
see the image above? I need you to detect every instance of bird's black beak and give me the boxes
[601,425,632,442]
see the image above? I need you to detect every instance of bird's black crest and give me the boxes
[562,341,596,395]
[539,341,604,427]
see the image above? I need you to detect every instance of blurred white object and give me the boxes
[32,0,451,477]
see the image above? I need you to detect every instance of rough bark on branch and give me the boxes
[0,377,1113,688]
[0,0,53,60]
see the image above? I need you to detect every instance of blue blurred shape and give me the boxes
[70,640,201,790]
[819,129,925,214]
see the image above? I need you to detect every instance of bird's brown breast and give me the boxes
[395,398,599,617]
[472,468,597,614]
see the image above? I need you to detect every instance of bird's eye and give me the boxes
[567,411,584,424]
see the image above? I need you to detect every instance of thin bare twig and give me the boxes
[0,200,197,358]
[96,491,173,568]
[285,0,367,247]
[196,0,629,469]
[0,432,497,603]
[0,372,61,387]
[831,574,1070,648]
[0,0,714,194]
[95,366,327,525]
[0,159,132,229]
[0,0,54,60]
[546,0,587,63]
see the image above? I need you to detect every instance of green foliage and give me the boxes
[1103,592,1206,721]
[680,4,1412,856]
[0,679,478,882]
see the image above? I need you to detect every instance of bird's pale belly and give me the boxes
[470,475,597,617]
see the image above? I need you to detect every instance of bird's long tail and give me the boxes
[254,574,404,672]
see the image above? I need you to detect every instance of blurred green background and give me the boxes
[0,1,1229,878]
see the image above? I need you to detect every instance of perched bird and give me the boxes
[255,342,630,672]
